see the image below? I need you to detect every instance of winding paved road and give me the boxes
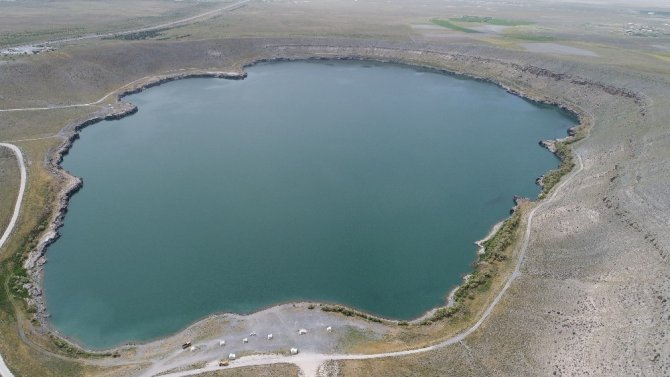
[0,143,26,377]
[0,144,26,251]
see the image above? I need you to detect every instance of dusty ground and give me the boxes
[0,0,668,376]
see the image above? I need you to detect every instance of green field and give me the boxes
[452,16,534,26]
[505,33,557,41]
[430,18,480,33]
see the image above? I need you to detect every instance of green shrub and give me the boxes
[481,211,520,262]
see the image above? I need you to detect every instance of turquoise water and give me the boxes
[43,61,574,349]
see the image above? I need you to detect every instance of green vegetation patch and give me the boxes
[481,211,521,262]
[5,208,50,301]
[420,269,497,325]
[539,129,584,198]
[539,142,574,197]
[321,305,383,323]
[452,16,534,26]
[104,29,164,41]
[420,203,525,325]
[0,28,86,49]
[505,33,557,41]
[430,18,480,33]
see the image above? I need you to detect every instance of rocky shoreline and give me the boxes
[17,49,602,354]
[21,70,246,347]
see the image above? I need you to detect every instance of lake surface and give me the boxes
[44,61,574,349]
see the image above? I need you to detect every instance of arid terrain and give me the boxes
[0,0,668,376]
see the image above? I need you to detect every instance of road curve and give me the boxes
[0,142,25,377]
[0,143,26,252]
[0,0,249,53]
[47,0,250,46]
[0,72,171,113]
[151,152,585,377]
